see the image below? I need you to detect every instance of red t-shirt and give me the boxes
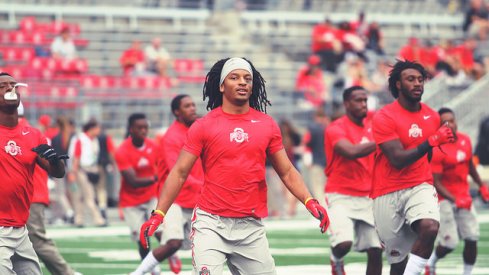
[325,115,374,196]
[0,124,47,227]
[431,132,472,202]
[183,107,284,218]
[156,121,203,209]
[371,100,440,198]
[115,137,158,207]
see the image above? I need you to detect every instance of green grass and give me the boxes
[42,211,489,275]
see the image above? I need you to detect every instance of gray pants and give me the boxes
[0,226,42,275]
[27,203,74,275]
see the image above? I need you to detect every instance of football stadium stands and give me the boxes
[0,0,486,141]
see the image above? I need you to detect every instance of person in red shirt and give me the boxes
[425,107,489,275]
[132,95,203,275]
[120,40,145,76]
[0,72,66,274]
[140,57,329,275]
[295,55,327,107]
[114,113,160,274]
[371,60,455,275]
[17,105,80,275]
[325,86,382,275]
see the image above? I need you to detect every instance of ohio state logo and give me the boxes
[230,127,249,143]
[408,124,423,138]
[5,140,22,156]
[199,267,210,275]
[456,150,466,162]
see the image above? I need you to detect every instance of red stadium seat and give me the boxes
[19,17,37,32]
[0,47,34,62]
[173,59,205,83]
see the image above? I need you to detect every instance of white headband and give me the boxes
[219,57,253,85]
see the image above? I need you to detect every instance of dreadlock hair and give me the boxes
[171,94,189,117]
[125,113,146,138]
[202,57,271,113]
[388,60,429,99]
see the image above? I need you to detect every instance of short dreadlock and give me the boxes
[388,59,429,99]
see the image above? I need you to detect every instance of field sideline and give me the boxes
[44,208,489,275]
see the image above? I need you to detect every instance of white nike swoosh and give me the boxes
[423,116,431,120]
[251,120,260,123]
[22,131,29,135]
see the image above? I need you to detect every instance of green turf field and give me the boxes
[43,209,489,275]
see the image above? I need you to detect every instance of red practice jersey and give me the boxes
[183,107,284,218]
[0,124,47,227]
[431,132,472,202]
[325,115,374,196]
[371,100,440,198]
[115,137,158,207]
[156,121,204,209]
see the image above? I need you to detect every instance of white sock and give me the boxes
[426,251,438,267]
[133,251,159,275]
[330,253,343,263]
[463,263,474,275]
[404,253,429,275]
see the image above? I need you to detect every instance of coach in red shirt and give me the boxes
[371,60,455,275]
[0,72,66,275]
[425,107,489,275]
[325,86,382,275]
[140,57,329,275]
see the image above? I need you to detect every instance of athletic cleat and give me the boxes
[331,259,346,275]
[425,265,436,275]
[168,255,182,274]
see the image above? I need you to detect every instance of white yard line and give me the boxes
[47,212,489,239]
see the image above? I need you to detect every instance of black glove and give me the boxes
[32,144,69,164]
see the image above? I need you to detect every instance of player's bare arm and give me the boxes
[379,139,432,170]
[155,150,198,214]
[120,168,156,188]
[432,173,455,202]
[269,148,312,202]
[269,148,330,232]
[334,139,375,160]
[469,159,489,202]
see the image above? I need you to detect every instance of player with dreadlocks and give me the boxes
[371,60,455,275]
[140,57,329,274]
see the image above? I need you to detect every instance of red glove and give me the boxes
[139,210,164,249]
[428,125,455,147]
[479,185,489,202]
[455,197,472,210]
[305,198,330,233]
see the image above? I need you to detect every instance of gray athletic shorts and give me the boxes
[122,198,159,242]
[373,183,440,264]
[326,193,381,251]
[438,200,479,249]
[160,204,193,250]
[191,208,276,275]
[0,226,42,275]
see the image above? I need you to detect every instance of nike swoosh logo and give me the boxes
[22,131,30,135]
[423,115,431,120]
[251,120,260,123]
